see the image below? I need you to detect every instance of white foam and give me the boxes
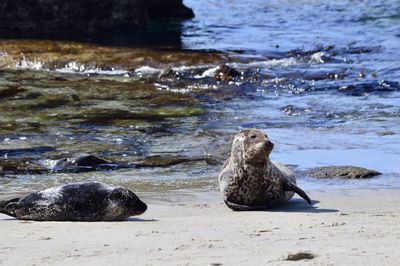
[134,66,161,76]
[237,57,299,69]
[16,56,44,71]
[12,57,131,76]
[187,84,219,90]
[309,52,329,64]
[40,159,59,170]
[55,62,129,75]
[154,82,193,93]
[194,66,219,79]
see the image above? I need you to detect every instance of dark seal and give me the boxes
[0,182,147,221]
[219,129,311,211]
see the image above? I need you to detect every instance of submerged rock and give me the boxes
[0,165,18,176]
[0,147,55,158]
[51,154,217,173]
[53,155,115,172]
[135,155,218,168]
[306,166,382,179]
[0,40,226,71]
[0,0,193,36]
[0,86,25,99]
[0,153,218,176]
[0,160,47,176]
[213,65,241,81]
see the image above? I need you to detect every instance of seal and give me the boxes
[219,129,311,211]
[0,182,147,221]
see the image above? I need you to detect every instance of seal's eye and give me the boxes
[249,134,257,139]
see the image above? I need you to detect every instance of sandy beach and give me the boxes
[1,188,400,266]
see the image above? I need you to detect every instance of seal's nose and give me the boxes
[264,139,274,150]
[138,201,147,214]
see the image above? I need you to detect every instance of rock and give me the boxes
[158,67,184,80]
[0,86,25,99]
[0,39,226,71]
[73,155,110,167]
[285,252,315,261]
[52,154,217,172]
[135,155,216,168]
[0,0,194,36]
[53,155,113,172]
[0,165,18,175]
[0,160,46,176]
[213,65,241,81]
[147,0,194,19]
[0,147,55,158]
[305,166,382,179]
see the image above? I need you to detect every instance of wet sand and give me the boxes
[1,189,400,265]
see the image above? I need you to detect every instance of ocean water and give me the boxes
[0,0,399,195]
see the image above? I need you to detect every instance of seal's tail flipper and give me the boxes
[0,198,20,218]
[282,181,311,204]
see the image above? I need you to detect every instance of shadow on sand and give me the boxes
[124,217,158,222]
[0,216,158,222]
[269,199,338,213]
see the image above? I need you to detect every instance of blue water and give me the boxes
[182,0,400,187]
[183,0,400,56]
[0,0,399,195]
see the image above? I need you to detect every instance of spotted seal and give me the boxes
[219,129,311,210]
[0,182,147,221]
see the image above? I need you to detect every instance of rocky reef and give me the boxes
[305,166,382,179]
[0,0,193,37]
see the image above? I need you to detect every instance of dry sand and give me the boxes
[1,189,400,266]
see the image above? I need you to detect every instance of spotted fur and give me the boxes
[219,129,311,210]
[0,182,147,221]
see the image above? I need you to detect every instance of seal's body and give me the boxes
[219,129,311,210]
[0,182,147,221]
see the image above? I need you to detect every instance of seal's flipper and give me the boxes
[282,180,311,204]
[0,198,20,218]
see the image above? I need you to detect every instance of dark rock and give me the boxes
[306,166,382,179]
[51,154,215,173]
[1,153,219,175]
[147,0,194,19]
[0,165,18,175]
[204,157,219,166]
[135,155,219,168]
[53,155,113,172]
[0,159,47,176]
[0,0,146,35]
[281,105,308,116]
[158,67,184,80]
[285,252,315,261]
[337,81,400,97]
[213,65,241,81]
[135,155,194,167]
[0,0,194,36]
[74,155,110,167]
[0,147,55,158]
[0,86,25,99]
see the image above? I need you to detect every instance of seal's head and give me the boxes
[108,188,147,217]
[231,129,274,165]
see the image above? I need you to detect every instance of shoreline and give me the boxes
[1,189,400,265]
